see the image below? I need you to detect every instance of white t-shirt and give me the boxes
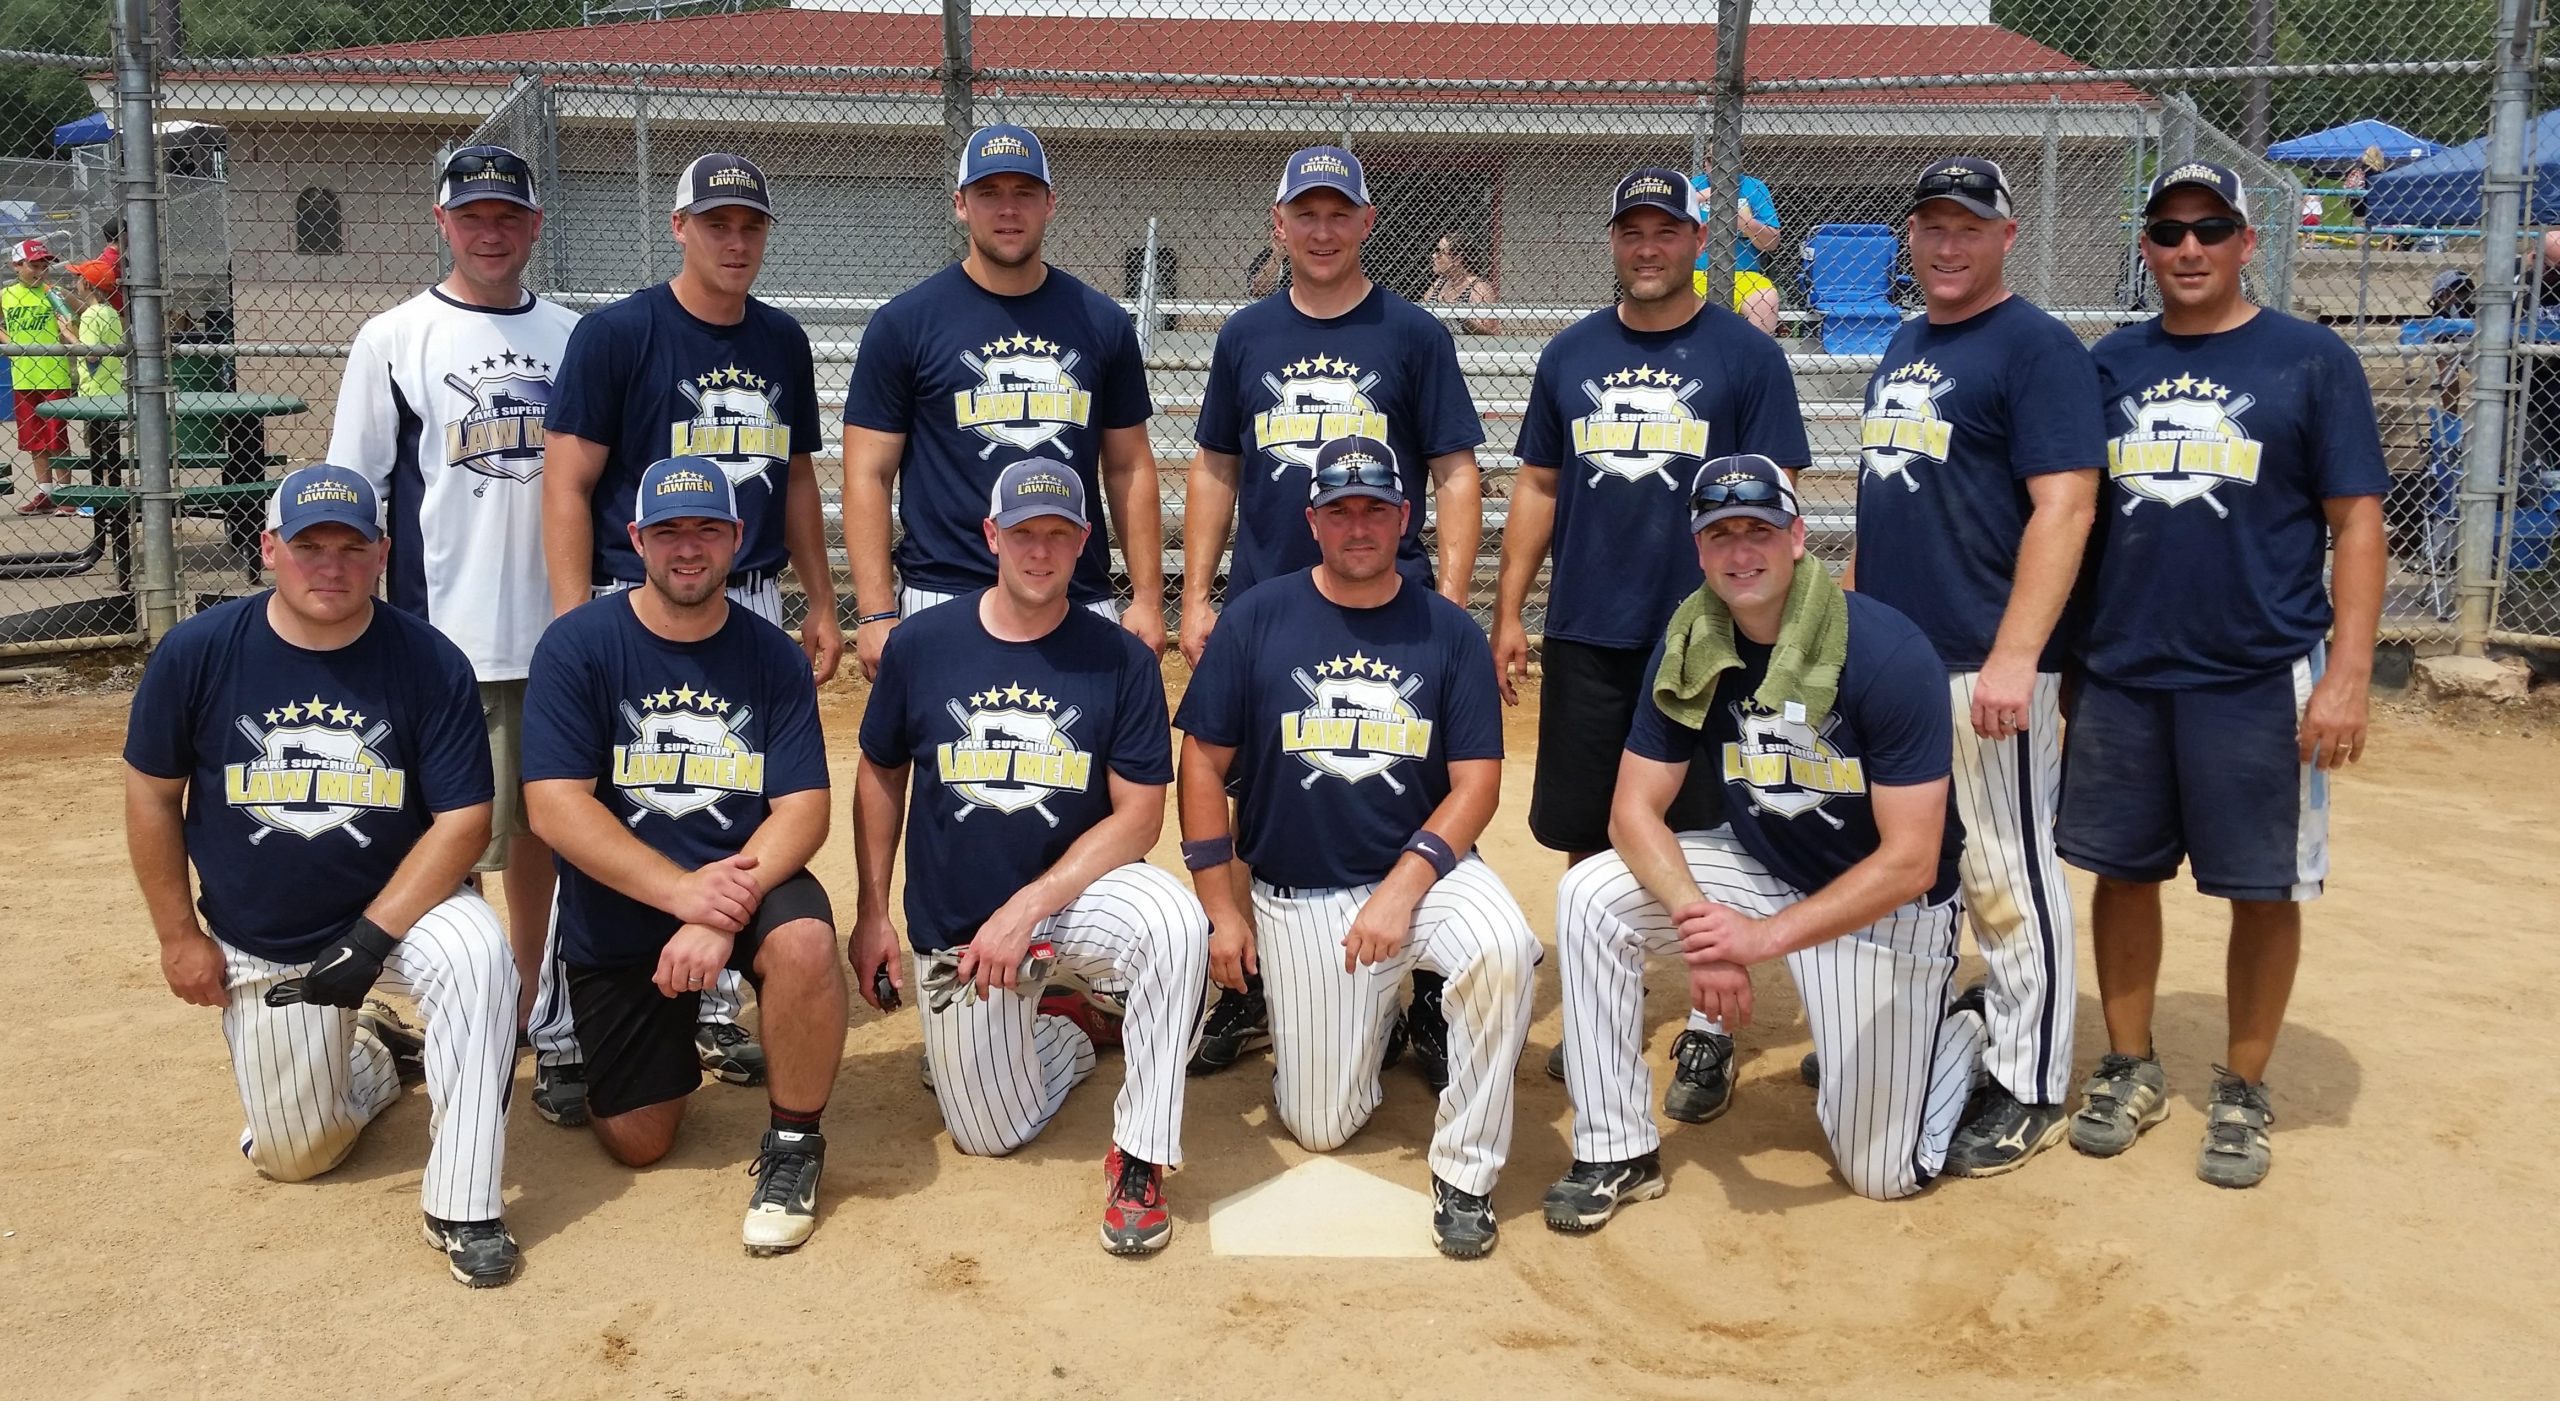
[328,287,580,680]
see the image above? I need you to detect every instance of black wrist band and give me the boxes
[1403,830,1459,881]
[856,609,898,625]
[1181,836,1235,871]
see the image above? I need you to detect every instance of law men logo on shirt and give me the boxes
[611,685,766,826]
[934,682,1094,826]
[952,334,1093,460]
[225,696,407,845]
[443,351,554,488]
[1722,702,1865,828]
[1251,356,1390,478]
[2108,374,2264,517]
[1569,364,1710,488]
[1859,359,1956,492]
[1278,653,1434,791]
[669,366,792,491]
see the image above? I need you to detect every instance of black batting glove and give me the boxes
[264,917,399,1009]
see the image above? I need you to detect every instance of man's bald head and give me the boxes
[2539,229,2560,265]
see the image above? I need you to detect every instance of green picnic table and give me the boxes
[0,391,305,589]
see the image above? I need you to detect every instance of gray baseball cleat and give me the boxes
[2197,1068,2274,1189]
[695,1021,768,1086]
[2069,1052,2170,1157]
[1662,1029,1735,1124]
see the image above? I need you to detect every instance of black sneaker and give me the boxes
[360,1001,426,1087]
[532,1060,589,1128]
[422,1214,522,1288]
[1542,1153,1667,1234]
[1186,985,1271,1076]
[1799,1050,1820,1089]
[743,1129,825,1255]
[1662,1029,1735,1124]
[1403,983,1450,1093]
[1943,1083,2069,1178]
[695,1021,768,1086]
[1430,1175,1498,1260]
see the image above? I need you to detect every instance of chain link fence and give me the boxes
[0,0,2552,653]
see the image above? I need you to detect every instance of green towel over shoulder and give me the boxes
[1650,560,1850,732]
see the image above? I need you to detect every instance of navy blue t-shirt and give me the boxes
[845,264,1153,604]
[1516,303,1810,650]
[858,594,1172,952]
[123,595,494,964]
[1193,285,1484,598]
[545,283,822,586]
[2082,309,2389,687]
[1855,295,2105,670]
[1173,571,1503,889]
[520,594,830,967]
[1626,592,1959,902]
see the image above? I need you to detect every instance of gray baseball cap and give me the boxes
[987,457,1088,529]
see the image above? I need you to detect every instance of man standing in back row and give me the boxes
[1180,145,1487,1083]
[2061,162,2385,1190]
[1496,168,1808,1122]
[1847,156,2102,1176]
[844,123,1166,676]
[536,152,841,1122]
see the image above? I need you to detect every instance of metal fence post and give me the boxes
[1703,0,1753,312]
[2459,0,2538,658]
[634,79,652,286]
[114,0,178,643]
[942,0,973,263]
[2038,94,2060,305]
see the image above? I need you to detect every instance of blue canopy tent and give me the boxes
[51,113,112,148]
[2368,109,2560,227]
[2266,118,2441,169]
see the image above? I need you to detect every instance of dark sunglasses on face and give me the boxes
[1689,476,1789,513]
[2145,217,2246,248]
[1313,458,1400,492]
[1915,168,2005,200]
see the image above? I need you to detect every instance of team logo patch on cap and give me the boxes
[1625,176,1679,200]
[295,480,362,509]
[1298,153,1352,178]
[654,467,717,496]
[2162,162,2222,186]
[979,135,1030,159]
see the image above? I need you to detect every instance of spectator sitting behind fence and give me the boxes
[1423,232,1500,335]
[1689,171,1782,335]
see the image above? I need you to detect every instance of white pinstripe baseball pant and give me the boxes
[918,862,1208,1167]
[218,888,516,1223]
[523,573,797,1053]
[1947,671,2075,1106]
[1254,855,1539,1197]
[1556,830,1984,1201]
[900,585,1121,624]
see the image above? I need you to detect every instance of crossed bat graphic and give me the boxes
[235,713,391,847]
[1262,370,1381,478]
[946,698,1080,827]
[961,348,1083,459]
[619,699,749,830]
[2119,392,2253,519]
[1579,377,1703,488]
[1292,667,1424,794]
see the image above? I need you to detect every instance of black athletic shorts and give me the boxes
[568,869,835,1119]
[1529,636,1726,854]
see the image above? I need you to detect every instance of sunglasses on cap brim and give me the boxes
[1313,459,1400,493]
[1689,476,1791,514]
[2144,217,2247,248]
[1914,169,2004,201]
[444,150,531,182]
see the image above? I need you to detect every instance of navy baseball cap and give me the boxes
[987,457,1088,529]
[958,124,1051,189]
[2143,160,2253,223]
[1910,156,2012,220]
[437,145,539,211]
[1275,146,1371,206]
[634,455,741,529]
[268,464,382,542]
[1613,167,1700,224]
[1309,436,1404,508]
[1689,454,1799,533]
[673,152,775,220]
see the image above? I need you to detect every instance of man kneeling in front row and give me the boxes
[851,458,1208,1256]
[1549,454,1983,1224]
[523,455,847,1254]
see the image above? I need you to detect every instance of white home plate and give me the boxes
[1207,1158,1438,1258]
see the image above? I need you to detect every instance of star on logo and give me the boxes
[1003,683,1027,704]
[1367,658,1391,677]
[305,694,328,719]
[714,698,731,713]
[348,711,366,728]
[327,705,351,726]
[499,349,521,369]
[2172,373,2198,395]
[673,683,698,708]
[1347,651,1370,675]
[1025,689,1051,711]
[263,709,282,725]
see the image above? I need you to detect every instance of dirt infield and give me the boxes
[4,675,2554,1398]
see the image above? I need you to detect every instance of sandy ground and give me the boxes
[4,671,2556,1399]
